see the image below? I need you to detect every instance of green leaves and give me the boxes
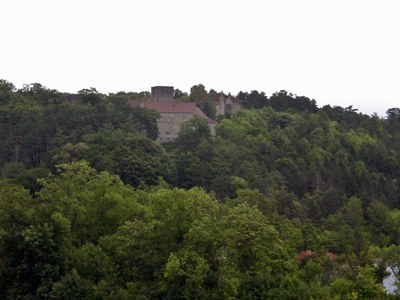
[37,161,146,245]
[97,187,293,298]
[3,79,400,298]
[190,84,216,119]
[177,115,211,152]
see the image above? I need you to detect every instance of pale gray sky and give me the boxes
[1,0,399,116]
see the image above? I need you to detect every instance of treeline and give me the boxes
[2,162,395,299]
[1,79,400,298]
[238,90,318,113]
[0,80,163,190]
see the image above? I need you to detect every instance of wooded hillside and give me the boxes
[1,79,400,299]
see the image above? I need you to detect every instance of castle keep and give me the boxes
[127,86,215,143]
[150,86,174,102]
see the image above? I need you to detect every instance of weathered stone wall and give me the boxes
[151,86,174,103]
[156,112,194,143]
[232,102,242,114]
[215,94,225,116]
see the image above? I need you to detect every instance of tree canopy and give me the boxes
[1,79,400,298]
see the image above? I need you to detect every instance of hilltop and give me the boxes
[1,79,400,298]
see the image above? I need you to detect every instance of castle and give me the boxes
[127,86,241,143]
[209,90,243,116]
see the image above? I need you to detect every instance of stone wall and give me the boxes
[156,112,194,143]
[215,94,226,116]
[151,86,174,102]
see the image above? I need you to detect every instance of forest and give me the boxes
[1,79,400,299]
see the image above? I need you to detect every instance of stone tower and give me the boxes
[151,86,174,102]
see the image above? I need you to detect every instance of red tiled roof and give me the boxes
[145,101,197,113]
[127,99,215,123]
[128,100,202,114]
[296,250,313,263]
[296,250,337,263]
[227,94,242,104]
[326,252,337,260]
[209,91,224,103]
[209,91,242,106]
[194,106,207,118]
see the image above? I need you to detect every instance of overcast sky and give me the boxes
[2,0,399,116]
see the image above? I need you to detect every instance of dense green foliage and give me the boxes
[1,79,400,298]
